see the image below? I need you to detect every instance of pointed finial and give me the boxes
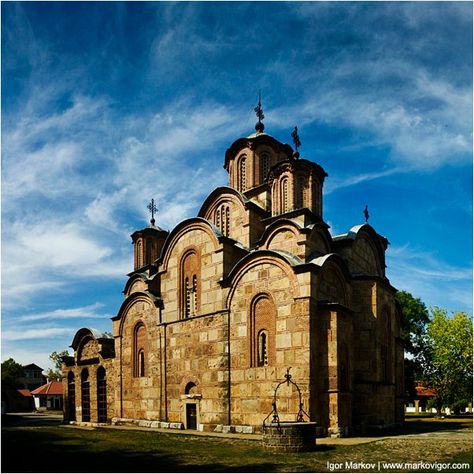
[147,198,158,226]
[254,91,265,133]
[291,126,301,159]
[364,205,369,223]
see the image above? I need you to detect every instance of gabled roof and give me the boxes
[22,363,43,371]
[31,381,63,396]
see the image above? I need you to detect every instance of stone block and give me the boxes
[160,422,170,429]
[214,424,223,432]
[222,425,234,433]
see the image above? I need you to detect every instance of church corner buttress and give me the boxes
[63,108,404,437]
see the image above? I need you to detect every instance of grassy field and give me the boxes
[1,415,472,473]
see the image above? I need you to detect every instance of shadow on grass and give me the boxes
[1,427,279,473]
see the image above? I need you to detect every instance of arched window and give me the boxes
[180,249,200,318]
[260,153,269,183]
[81,369,90,422]
[67,371,76,422]
[250,294,276,367]
[280,177,289,213]
[239,156,247,191]
[215,204,230,236]
[97,367,107,423]
[133,323,147,377]
[257,330,268,367]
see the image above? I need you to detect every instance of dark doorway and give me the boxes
[81,369,90,422]
[97,367,107,423]
[67,372,76,421]
[186,403,197,430]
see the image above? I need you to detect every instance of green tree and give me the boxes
[424,308,473,415]
[46,350,70,381]
[395,290,431,397]
[1,358,25,387]
[395,290,430,359]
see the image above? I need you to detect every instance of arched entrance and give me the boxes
[81,369,90,422]
[97,366,107,423]
[182,381,201,430]
[67,371,76,421]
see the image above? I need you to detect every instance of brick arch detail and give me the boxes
[161,220,220,272]
[179,375,201,394]
[225,253,300,308]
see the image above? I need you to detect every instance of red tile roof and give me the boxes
[17,389,32,397]
[415,385,437,397]
[31,381,63,396]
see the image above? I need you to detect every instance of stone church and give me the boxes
[63,104,405,437]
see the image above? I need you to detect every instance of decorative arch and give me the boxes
[179,246,201,319]
[238,154,247,191]
[160,218,221,272]
[280,176,290,213]
[315,256,351,307]
[249,293,276,367]
[133,321,148,377]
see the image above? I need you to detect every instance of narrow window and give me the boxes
[260,153,269,182]
[280,178,289,213]
[139,350,145,377]
[257,330,268,367]
[239,157,247,191]
[133,323,147,377]
[224,206,230,237]
[296,176,306,209]
[192,275,198,314]
[185,277,191,317]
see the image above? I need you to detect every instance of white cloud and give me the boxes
[386,245,472,313]
[2,327,73,342]
[17,303,111,322]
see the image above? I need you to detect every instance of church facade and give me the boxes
[63,110,404,437]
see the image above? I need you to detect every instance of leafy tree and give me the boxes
[424,308,473,415]
[1,358,25,387]
[395,290,431,397]
[47,350,70,381]
[395,290,430,359]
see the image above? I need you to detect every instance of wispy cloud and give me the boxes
[17,303,110,322]
[387,245,472,312]
[2,327,74,342]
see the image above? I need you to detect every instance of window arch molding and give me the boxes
[237,154,247,192]
[133,321,147,377]
[249,292,276,367]
[179,246,201,319]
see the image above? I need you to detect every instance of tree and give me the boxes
[46,350,70,381]
[1,358,25,387]
[395,290,431,397]
[424,308,473,415]
[395,290,430,359]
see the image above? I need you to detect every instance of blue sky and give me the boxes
[2,1,472,371]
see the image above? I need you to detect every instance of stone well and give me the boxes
[263,421,317,452]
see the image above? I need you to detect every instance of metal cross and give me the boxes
[254,91,265,123]
[147,198,158,225]
[364,205,369,223]
[291,126,301,151]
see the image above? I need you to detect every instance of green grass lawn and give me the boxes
[1,416,472,473]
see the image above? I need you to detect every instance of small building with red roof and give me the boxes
[31,381,63,411]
